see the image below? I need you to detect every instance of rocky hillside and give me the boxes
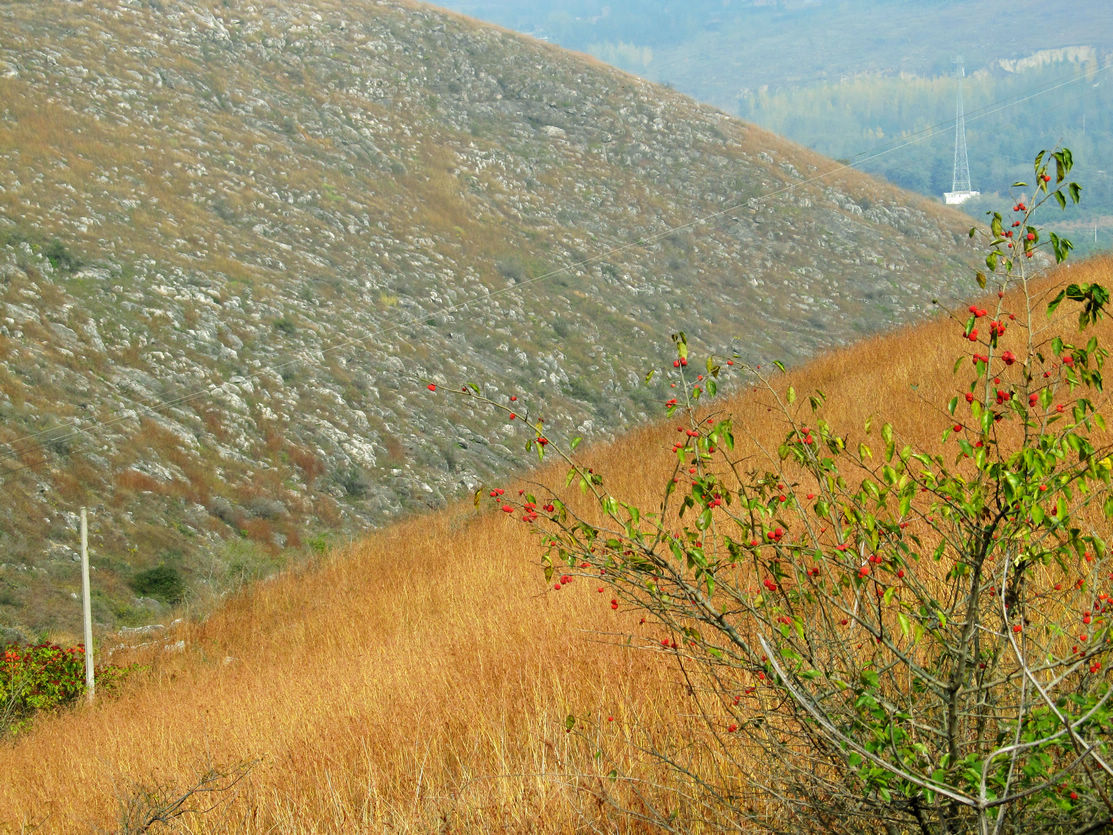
[0,0,981,637]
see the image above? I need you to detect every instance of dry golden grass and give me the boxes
[2,258,1112,833]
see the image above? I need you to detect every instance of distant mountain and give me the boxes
[435,0,1113,90]
[0,0,979,637]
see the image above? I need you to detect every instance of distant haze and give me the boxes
[436,0,1113,252]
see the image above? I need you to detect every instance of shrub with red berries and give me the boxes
[1,642,136,737]
[468,148,1112,833]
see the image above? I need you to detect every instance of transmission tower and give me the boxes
[944,61,979,205]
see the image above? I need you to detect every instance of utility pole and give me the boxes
[80,507,94,702]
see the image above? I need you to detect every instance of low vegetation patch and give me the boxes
[1,642,136,737]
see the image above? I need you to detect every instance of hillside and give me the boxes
[0,0,980,638]
[437,0,1113,253]
[1,256,1108,832]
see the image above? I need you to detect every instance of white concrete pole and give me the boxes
[80,507,94,702]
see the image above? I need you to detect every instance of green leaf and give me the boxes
[1048,290,1066,316]
[672,331,688,362]
[564,713,576,732]
[980,408,993,437]
[787,386,796,405]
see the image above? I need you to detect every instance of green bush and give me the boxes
[43,237,82,273]
[130,564,185,605]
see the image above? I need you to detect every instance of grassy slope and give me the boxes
[1,256,1111,832]
[0,0,983,639]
